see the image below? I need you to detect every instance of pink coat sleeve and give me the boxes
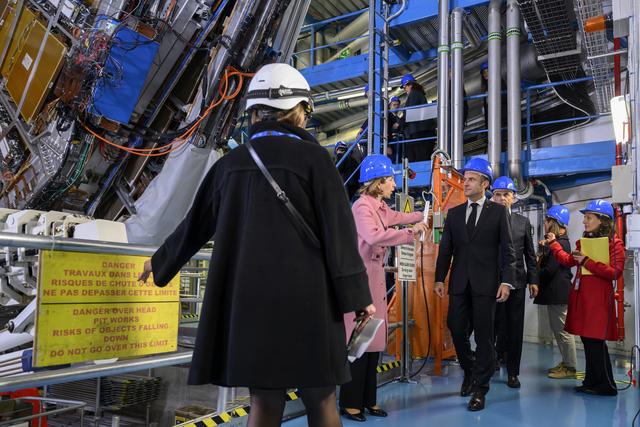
[385,209,424,227]
[353,203,414,247]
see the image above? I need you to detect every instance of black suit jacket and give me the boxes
[506,213,540,289]
[435,199,516,296]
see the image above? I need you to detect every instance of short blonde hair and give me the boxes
[358,177,389,198]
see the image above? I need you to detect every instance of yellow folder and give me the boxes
[579,237,610,275]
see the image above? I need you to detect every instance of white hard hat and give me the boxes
[245,63,313,112]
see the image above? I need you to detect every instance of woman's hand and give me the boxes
[545,232,556,244]
[355,304,376,321]
[412,222,429,239]
[138,259,152,283]
[572,251,586,264]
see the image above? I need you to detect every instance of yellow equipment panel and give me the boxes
[0,6,37,78]
[5,10,67,123]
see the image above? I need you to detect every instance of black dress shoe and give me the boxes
[366,407,388,417]
[467,392,485,411]
[460,377,473,396]
[575,386,617,396]
[340,408,366,422]
[507,375,521,388]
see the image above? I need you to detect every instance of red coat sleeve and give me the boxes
[582,238,626,281]
[549,240,579,268]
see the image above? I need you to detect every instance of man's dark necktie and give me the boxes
[467,203,478,238]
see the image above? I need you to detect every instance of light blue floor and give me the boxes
[284,343,640,427]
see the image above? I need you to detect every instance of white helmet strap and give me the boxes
[246,86,312,101]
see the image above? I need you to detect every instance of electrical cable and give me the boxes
[409,235,432,378]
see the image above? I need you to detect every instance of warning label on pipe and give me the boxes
[34,250,180,367]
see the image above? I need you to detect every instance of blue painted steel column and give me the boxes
[526,89,531,153]
[310,26,315,66]
[367,0,385,155]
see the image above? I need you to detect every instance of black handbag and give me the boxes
[245,141,321,249]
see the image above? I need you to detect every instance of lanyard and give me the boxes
[250,131,302,141]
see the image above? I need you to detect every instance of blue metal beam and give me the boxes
[394,140,615,188]
[389,0,490,27]
[302,47,437,87]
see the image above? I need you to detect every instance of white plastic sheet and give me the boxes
[125,145,220,245]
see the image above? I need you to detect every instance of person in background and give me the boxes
[387,96,402,161]
[400,74,436,162]
[340,154,428,422]
[545,200,623,396]
[139,63,375,427]
[534,205,577,379]
[434,158,516,411]
[491,176,539,389]
[334,141,362,202]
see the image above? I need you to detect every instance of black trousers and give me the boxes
[581,336,616,393]
[339,352,379,410]
[405,130,435,162]
[494,287,526,375]
[448,284,497,394]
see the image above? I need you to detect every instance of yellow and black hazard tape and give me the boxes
[377,360,401,373]
[181,313,200,320]
[177,391,300,426]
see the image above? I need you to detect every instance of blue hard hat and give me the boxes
[546,205,570,227]
[334,140,348,154]
[360,154,395,183]
[390,96,401,104]
[481,61,489,71]
[364,84,369,94]
[401,74,416,87]
[461,158,493,180]
[492,176,516,192]
[580,199,614,219]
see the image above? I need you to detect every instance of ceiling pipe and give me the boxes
[487,0,502,178]
[451,8,465,169]
[507,0,525,191]
[437,0,450,153]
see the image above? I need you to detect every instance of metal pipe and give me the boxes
[400,158,410,381]
[436,0,450,153]
[388,0,406,21]
[586,49,628,60]
[0,352,193,393]
[451,8,465,169]
[366,0,376,155]
[488,0,502,178]
[507,0,523,189]
[0,232,211,260]
[630,0,640,373]
[273,0,312,62]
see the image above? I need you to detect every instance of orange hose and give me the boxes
[83,66,254,157]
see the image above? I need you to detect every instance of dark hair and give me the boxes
[407,81,425,95]
[584,215,615,239]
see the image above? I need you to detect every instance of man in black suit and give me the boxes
[434,158,516,411]
[491,176,539,389]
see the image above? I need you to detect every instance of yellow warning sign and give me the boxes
[34,250,180,367]
[403,198,413,213]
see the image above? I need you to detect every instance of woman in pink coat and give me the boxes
[340,155,428,422]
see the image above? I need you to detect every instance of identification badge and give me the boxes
[574,276,580,290]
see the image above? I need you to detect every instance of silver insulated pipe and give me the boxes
[507,0,523,189]
[451,8,465,169]
[437,0,450,153]
[488,0,502,178]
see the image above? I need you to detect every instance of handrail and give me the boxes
[0,232,212,260]
[335,126,367,169]
[0,351,193,393]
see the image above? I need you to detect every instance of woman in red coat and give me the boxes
[545,199,623,396]
[340,154,428,422]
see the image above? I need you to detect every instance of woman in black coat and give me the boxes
[400,74,436,162]
[534,205,577,378]
[139,63,374,427]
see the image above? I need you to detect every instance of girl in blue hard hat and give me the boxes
[534,205,577,379]
[340,154,429,421]
[544,200,624,396]
[400,74,435,162]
